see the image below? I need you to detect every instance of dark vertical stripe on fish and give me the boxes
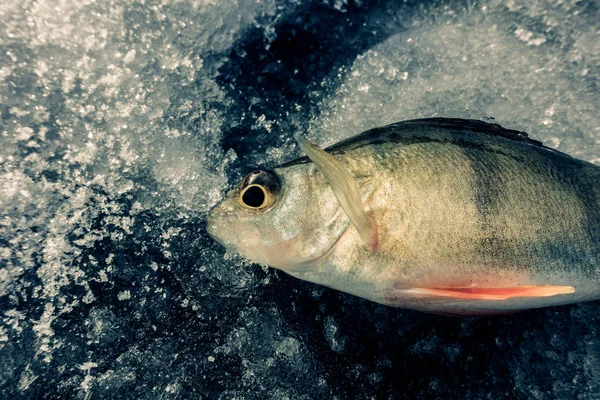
[562,160,600,277]
[458,143,506,249]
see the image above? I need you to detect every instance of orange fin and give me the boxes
[405,285,575,301]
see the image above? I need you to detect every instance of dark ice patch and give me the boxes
[216,0,426,168]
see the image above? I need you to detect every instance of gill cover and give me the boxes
[295,133,378,251]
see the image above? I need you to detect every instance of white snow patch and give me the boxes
[117,290,131,301]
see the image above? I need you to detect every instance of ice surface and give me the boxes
[0,0,599,399]
[310,0,599,161]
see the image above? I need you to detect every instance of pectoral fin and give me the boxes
[405,285,575,301]
[295,133,378,251]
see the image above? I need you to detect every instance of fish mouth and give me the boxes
[205,209,233,246]
[205,212,220,242]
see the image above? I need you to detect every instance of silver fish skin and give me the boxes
[207,118,600,315]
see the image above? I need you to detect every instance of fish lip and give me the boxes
[205,210,228,243]
[205,197,238,237]
[205,207,217,233]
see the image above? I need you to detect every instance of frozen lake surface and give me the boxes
[1,0,599,398]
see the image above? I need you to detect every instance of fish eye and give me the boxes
[240,185,267,208]
[237,170,280,211]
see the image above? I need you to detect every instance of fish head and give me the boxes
[206,165,350,271]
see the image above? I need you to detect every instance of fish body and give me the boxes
[207,118,600,315]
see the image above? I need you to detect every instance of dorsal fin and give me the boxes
[402,118,543,146]
[281,118,551,168]
[324,117,546,154]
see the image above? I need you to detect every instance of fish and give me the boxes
[206,118,600,315]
